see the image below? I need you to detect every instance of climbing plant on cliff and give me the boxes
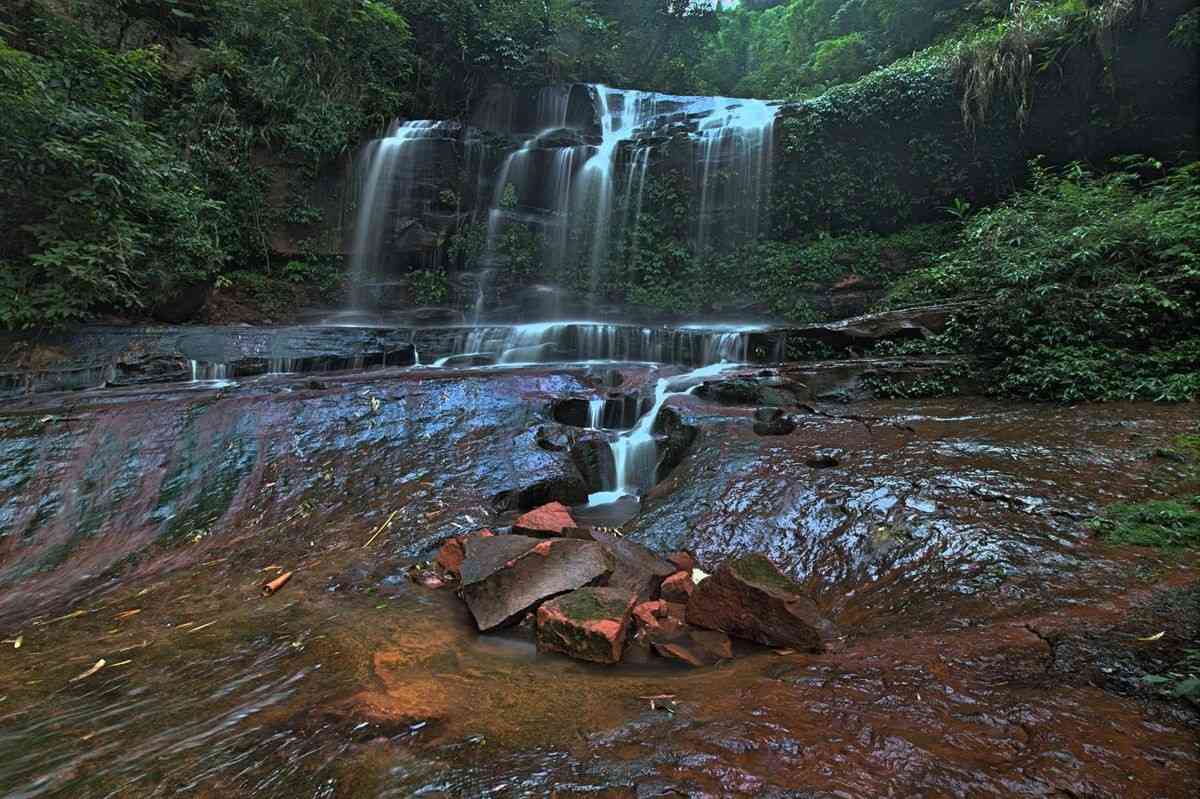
[885,158,1200,402]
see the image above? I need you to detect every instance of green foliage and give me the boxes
[884,158,1200,402]
[409,269,449,305]
[0,28,222,327]
[1089,498,1200,548]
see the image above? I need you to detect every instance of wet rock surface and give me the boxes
[0,360,1197,797]
[591,529,677,602]
[752,406,796,435]
[459,534,613,630]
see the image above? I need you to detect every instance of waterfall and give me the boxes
[588,398,606,429]
[435,322,769,366]
[693,99,777,258]
[588,361,737,505]
[348,120,452,307]
[345,85,778,317]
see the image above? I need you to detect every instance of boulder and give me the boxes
[752,407,797,436]
[434,529,494,577]
[650,628,733,668]
[512,501,578,537]
[693,379,801,408]
[659,570,694,603]
[652,407,699,483]
[591,529,676,602]
[536,587,637,664]
[686,554,829,651]
[459,535,613,631]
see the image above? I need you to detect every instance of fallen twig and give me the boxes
[262,571,293,596]
[362,510,399,548]
[70,659,106,682]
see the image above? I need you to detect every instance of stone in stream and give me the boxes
[659,570,694,603]
[590,529,676,602]
[459,535,613,631]
[752,407,797,436]
[686,554,829,651]
[650,628,733,668]
[536,587,637,664]
[512,501,578,537]
[434,528,494,578]
[631,600,687,635]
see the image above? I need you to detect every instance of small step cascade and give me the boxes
[589,361,737,506]
[436,322,777,366]
[348,120,457,307]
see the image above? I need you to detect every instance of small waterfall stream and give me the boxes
[588,361,737,505]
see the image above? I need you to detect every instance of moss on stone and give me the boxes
[730,554,800,595]
[555,588,630,622]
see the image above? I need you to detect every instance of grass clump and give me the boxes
[1089,498,1200,548]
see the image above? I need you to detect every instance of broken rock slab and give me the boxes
[650,628,733,668]
[512,501,578,537]
[659,570,694,603]
[435,529,494,578]
[459,535,613,631]
[537,587,637,664]
[590,529,677,602]
[686,554,829,651]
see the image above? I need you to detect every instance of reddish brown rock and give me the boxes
[537,587,637,664]
[435,528,494,577]
[632,600,687,636]
[512,502,577,537]
[459,535,613,631]
[650,628,733,667]
[666,551,696,573]
[660,570,694,603]
[590,529,676,602]
[686,554,829,651]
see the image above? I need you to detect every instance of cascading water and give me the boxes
[588,361,738,505]
[691,99,776,258]
[348,120,454,308]
[436,321,775,366]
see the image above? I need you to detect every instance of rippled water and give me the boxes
[0,363,1196,797]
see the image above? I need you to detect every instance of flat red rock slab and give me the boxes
[537,587,637,664]
[512,501,577,537]
[460,535,613,631]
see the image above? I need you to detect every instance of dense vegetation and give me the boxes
[1,0,1197,403]
[882,158,1200,402]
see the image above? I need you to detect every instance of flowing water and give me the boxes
[0,358,1196,797]
[346,85,779,318]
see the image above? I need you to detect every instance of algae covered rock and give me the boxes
[536,586,637,664]
[686,553,829,651]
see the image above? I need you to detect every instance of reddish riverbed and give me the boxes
[0,364,1196,797]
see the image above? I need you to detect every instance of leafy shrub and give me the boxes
[883,158,1200,402]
